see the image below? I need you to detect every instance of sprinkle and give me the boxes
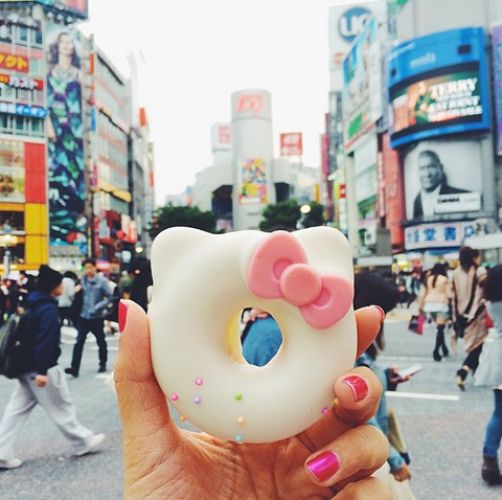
[235,434,244,443]
[170,393,179,402]
[179,415,186,422]
[234,393,243,401]
[193,396,202,404]
[195,377,204,386]
[321,407,330,416]
[237,416,245,425]
[332,397,340,407]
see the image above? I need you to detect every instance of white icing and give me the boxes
[148,226,356,443]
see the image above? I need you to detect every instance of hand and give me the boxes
[35,375,48,387]
[388,368,410,386]
[115,302,390,499]
[392,463,412,482]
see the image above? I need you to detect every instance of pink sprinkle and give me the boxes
[321,407,329,416]
[195,377,203,386]
[193,396,202,404]
[171,393,179,402]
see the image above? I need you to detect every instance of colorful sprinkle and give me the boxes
[195,377,204,386]
[237,416,245,425]
[235,434,244,443]
[321,407,330,416]
[193,396,202,404]
[333,397,340,407]
[170,393,179,402]
[179,415,186,422]
[234,393,243,401]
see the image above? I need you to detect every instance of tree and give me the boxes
[259,200,325,232]
[149,204,217,238]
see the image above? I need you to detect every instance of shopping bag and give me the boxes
[408,315,424,335]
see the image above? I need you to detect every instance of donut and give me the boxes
[148,226,356,444]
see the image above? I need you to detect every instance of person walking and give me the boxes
[65,259,112,377]
[58,271,78,327]
[419,263,451,361]
[0,265,104,470]
[474,265,502,485]
[453,247,487,390]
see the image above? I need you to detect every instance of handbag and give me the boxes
[452,269,479,339]
[408,315,425,335]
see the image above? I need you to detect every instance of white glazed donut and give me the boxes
[148,226,356,444]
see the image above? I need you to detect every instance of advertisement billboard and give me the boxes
[0,51,28,73]
[329,0,387,77]
[0,140,24,202]
[388,28,491,148]
[280,132,303,157]
[46,24,87,254]
[238,158,268,205]
[211,123,231,151]
[405,220,482,250]
[1,1,88,19]
[492,24,502,156]
[404,139,483,221]
[342,16,382,149]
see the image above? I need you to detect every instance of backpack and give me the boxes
[0,310,33,379]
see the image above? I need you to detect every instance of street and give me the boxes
[0,318,501,499]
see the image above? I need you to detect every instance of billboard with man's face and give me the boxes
[404,139,483,221]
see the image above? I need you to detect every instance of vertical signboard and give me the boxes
[46,24,87,254]
[0,140,25,202]
[280,132,303,157]
[493,24,502,156]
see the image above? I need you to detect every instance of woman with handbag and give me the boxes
[418,263,451,361]
[477,265,502,485]
[452,247,487,390]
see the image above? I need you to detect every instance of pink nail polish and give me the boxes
[373,305,385,323]
[306,451,340,482]
[342,375,369,402]
[118,300,128,333]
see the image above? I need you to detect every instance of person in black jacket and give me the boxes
[0,265,105,470]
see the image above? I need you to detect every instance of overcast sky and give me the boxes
[81,0,333,204]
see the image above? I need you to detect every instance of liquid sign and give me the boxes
[338,7,372,44]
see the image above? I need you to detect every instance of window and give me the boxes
[31,29,42,46]
[33,89,44,105]
[31,119,43,135]
[2,86,14,101]
[17,89,28,102]
[15,116,24,132]
[17,26,28,44]
[30,59,43,75]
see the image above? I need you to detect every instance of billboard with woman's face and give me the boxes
[46,24,87,255]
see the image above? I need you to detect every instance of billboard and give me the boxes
[404,139,483,221]
[329,0,387,78]
[342,16,382,149]
[405,220,482,250]
[0,140,24,202]
[0,51,28,73]
[388,28,491,148]
[1,1,88,19]
[280,132,303,157]
[238,158,268,205]
[493,24,502,156]
[46,24,87,254]
[211,123,231,151]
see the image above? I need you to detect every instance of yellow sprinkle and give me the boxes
[179,415,186,422]
[237,416,245,425]
[332,397,340,407]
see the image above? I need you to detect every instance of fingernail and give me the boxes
[306,450,341,482]
[342,375,369,402]
[118,300,128,333]
[373,305,385,323]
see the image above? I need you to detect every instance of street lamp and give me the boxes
[296,204,312,230]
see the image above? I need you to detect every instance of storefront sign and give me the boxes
[0,74,44,90]
[280,132,303,156]
[405,221,484,250]
[0,52,28,73]
[388,28,491,148]
[0,101,47,118]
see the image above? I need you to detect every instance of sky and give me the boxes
[80,0,333,205]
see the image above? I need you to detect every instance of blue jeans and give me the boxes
[483,389,502,458]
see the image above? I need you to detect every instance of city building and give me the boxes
[0,1,154,273]
[191,91,320,231]
[327,0,502,269]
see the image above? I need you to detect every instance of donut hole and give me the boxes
[239,307,283,367]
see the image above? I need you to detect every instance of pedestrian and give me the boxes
[0,265,105,470]
[419,263,451,361]
[453,247,488,390]
[406,270,422,308]
[65,258,112,377]
[58,271,78,327]
[129,258,153,312]
[354,271,414,486]
[477,265,502,485]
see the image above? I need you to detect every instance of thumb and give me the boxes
[114,300,182,478]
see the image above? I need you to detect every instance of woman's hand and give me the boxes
[115,302,390,499]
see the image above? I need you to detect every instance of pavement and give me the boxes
[0,318,501,499]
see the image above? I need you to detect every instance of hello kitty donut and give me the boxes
[148,226,356,444]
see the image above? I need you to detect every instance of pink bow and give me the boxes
[247,231,353,329]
